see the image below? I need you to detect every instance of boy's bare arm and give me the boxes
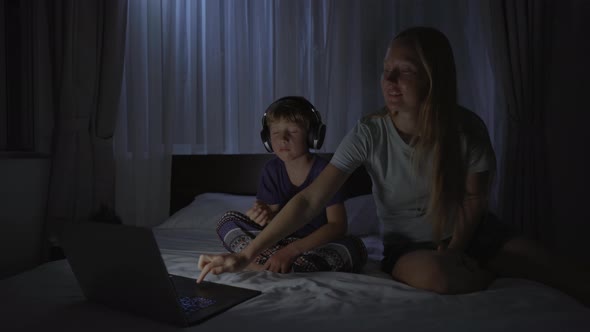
[246,200,279,226]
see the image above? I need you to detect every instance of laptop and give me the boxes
[60,222,261,327]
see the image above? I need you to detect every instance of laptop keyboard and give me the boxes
[179,296,216,313]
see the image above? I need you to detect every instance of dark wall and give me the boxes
[545,1,590,258]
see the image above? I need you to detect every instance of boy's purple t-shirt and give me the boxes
[256,155,345,237]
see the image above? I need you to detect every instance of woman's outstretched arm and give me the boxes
[197,164,351,282]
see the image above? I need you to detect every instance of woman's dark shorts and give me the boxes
[380,213,515,274]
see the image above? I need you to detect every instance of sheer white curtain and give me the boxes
[115,0,503,227]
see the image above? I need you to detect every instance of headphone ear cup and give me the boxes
[314,123,326,149]
[260,128,273,152]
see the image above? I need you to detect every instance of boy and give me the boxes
[216,96,367,273]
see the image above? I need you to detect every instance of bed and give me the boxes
[2,154,589,332]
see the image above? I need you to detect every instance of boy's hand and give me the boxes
[263,243,302,273]
[246,200,274,226]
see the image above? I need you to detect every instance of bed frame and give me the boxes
[169,154,372,215]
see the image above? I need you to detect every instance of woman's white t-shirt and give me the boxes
[330,108,496,243]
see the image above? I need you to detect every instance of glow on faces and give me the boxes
[380,40,429,115]
[269,119,309,162]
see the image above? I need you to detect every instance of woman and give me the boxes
[198,27,589,306]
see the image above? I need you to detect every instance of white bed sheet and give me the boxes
[2,227,590,332]
[153,228,590,332]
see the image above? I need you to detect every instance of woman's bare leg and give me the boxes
[391,249,494,294]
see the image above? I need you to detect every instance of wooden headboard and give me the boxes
[169,154,372,215]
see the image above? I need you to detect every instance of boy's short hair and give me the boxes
[264,97,314,131]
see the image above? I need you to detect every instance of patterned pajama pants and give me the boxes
[216,211,368,273]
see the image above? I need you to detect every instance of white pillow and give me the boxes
[344,194,381,236]
[158,192,381,237]
[157,193,255,230]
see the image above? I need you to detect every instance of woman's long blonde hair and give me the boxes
[394,27,466,242]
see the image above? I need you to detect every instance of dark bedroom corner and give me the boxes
[1,0,589,331]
